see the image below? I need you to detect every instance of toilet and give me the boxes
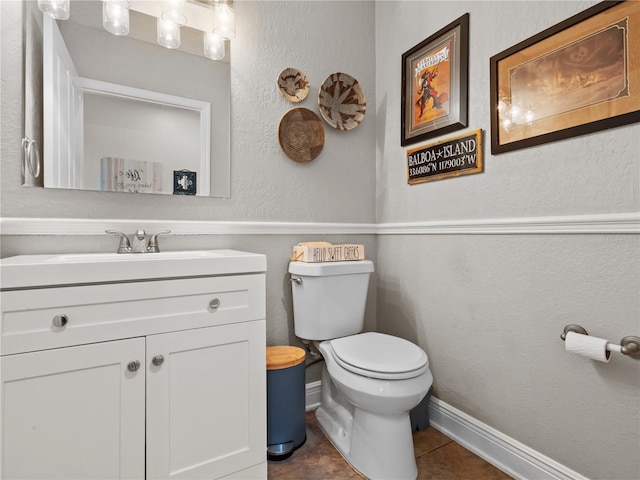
[289,260,432,480]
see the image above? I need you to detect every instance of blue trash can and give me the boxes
[266,346,306,459]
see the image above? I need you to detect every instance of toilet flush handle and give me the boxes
[290,277,302,285]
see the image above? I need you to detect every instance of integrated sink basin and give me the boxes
[51,250,224,262]
[0,250,267,289]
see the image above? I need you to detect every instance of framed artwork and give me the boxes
[401,13,469,146]
[490,1,640,154]
[173,170,197,195]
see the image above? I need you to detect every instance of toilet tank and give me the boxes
[289,260,374,341]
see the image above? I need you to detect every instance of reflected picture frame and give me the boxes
[173,170,197,196]
[401,13,469,147]
[490,1,640,154]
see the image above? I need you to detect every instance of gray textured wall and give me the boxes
[1,1,377,222]
[375,1,639,479]
[0,1,378,383]
[2,1,640,478]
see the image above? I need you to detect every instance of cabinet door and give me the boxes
[1,338,146,480]
[146,321,266,480]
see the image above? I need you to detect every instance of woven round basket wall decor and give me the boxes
[277,107,325,163]
[277,68,310,103]
[318,72,366,131]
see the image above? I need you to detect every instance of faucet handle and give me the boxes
[106,230,132,254]
[147,230,171,253]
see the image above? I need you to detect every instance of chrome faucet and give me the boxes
[147,230,171,253]
[131,229,148,253]
[106,229,171,254]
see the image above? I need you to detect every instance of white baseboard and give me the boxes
[305,380,322,412]
[306,382,587,480]
[428,397,588,480]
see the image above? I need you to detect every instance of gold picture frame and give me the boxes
[490,1,640,154]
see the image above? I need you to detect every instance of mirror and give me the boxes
[23,0,230,197]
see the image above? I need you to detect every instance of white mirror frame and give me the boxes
[41,12,221,198]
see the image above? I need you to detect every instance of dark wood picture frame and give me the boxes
[401,13,469,147]
[490,1,640,154]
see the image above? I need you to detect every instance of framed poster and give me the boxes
[401,13,469,146]
[490,1,640,154]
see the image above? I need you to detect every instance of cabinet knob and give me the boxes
[209,298,221,309]
[127,360,141,372]
[152,355,165,366]
[52,314,68,328]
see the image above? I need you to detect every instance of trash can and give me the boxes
[410,389,431,432]
[266,346,306,459]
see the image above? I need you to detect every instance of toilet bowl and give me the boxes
[288,260,433,480]
[315,333,432,480]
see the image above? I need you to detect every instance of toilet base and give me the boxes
[316,369,418,480]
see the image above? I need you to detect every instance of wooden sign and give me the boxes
[407,129,483,184]
[290,243,365,263]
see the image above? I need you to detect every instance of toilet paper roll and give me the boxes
[565,331,611,363]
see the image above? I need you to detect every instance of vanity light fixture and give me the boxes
[37,0,70,20]
[204,31,225,60]
[212,1,235,40]
[102,0,130,36]
[157,17,182,49]
[161,0,187,25]
[38,0,234,61]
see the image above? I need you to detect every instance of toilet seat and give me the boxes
[328,332,428,380]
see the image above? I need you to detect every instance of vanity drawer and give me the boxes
[1,274,265,355]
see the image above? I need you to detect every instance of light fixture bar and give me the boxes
[39,0,230,61]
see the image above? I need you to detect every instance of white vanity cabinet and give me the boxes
[0,251,268,480]
[2,337,146,479]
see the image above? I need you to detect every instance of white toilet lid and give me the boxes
[329,332,428,380]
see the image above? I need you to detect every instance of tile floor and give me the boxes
[267,411,513,479]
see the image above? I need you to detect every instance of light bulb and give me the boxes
[213,2,235,40]
[161,0,187,26]
[204,32,225,60]
[37,0,70,20]
[157,18,181,49]
[103,0,130,36]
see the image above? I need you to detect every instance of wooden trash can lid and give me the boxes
[266,346,306,370]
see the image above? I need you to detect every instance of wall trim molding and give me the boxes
[0,217,377,236]
[428,396,589,480]
[377,212,640,235]
[1,212,638,236]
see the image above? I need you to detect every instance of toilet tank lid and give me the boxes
[289,260,374,276]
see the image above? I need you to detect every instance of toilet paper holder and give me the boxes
[561,324,640,360]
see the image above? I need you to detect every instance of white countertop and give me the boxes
[0,250,267,289]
